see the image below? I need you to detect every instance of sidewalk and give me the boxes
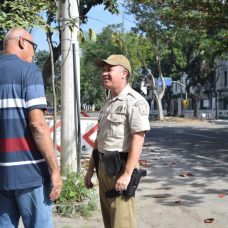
[210,119,228,125]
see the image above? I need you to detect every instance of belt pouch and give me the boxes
[92,149,99,176]
[103,151,121,176]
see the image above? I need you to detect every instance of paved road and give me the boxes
[137,121,228,228]
[146,121,228,165]
[19,120,228,227]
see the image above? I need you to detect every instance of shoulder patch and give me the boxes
[135,101,149,116]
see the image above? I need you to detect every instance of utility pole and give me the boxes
[173,81,187,100]
[121,0,127,56]
[59,0,80,173]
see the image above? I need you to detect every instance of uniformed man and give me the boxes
[84,54,150,228]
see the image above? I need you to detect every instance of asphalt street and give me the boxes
[137,121,228,228]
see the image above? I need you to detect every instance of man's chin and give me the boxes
[103,83,111,89]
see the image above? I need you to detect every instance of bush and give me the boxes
[55,172,98,217]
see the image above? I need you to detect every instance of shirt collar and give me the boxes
[109,84,131,101]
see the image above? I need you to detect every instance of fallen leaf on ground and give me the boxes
[179,172,194,177]
[157,187,172,190]
[139,159,151,167]
[153,194,172,198]
[168,162,176,167]
[218,193,225,198]
[204,218,214,223]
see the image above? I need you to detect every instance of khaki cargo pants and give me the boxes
[98,160,136,228]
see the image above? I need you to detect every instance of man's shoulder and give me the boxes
[20,59,40,72]
[127,87,147,104]
[0,54,40,72]
[126,87,149,117]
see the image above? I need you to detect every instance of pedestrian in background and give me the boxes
[84,54,150,228]
[0,27,62,228]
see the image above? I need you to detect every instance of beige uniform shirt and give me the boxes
[97,84,150,153]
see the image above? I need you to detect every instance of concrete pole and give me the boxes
[59,0,80,173]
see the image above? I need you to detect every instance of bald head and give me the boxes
[3,27,36,63]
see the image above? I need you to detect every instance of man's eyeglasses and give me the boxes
[19,36,37,52]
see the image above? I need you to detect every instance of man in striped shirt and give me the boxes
[0,27,62,228]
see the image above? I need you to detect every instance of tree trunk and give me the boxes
[156,95,164,120]
[47,35,57,155]
[42,45,61,88]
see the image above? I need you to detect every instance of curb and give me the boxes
[209,120,228,125]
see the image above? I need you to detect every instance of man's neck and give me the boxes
[110,84,128,98]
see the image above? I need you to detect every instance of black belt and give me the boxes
[98,151,128,161]
[98,151,104,160]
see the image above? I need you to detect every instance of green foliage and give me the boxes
[126,0,228,86]
[56,172,88,204]
[126,0,228,116]
[80,0,119,22]
[0,0,57,36]
[35,50,61,107]
[80,25,122,108]
[80,25,145,107]
[79,193,98,217]
[55,172,98,218]
[88,28,97,43]
[35,50,50,69]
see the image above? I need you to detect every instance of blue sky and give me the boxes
[81,4,135,33]
[33,4,135,51]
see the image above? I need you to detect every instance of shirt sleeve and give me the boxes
[129,100,150,133]
[24,65,47,111]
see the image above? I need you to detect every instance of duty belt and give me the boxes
[98,151,128,161]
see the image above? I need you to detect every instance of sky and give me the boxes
[33,4,135,51]
[81,4,135,33]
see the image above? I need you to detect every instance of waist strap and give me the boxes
[98,151,128,161]
[98,151,128,176]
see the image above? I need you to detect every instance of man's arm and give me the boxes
[84,141,97,189]
[115,131,145,191]
[84,155,95,189]
[28,109,62,201]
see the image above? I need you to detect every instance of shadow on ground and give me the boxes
[139,124,228,208]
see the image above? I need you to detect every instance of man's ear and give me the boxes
[18,37,25,50]
[123,69,128,76]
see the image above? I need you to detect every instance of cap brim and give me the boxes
[95,59,106,67]
[96,59,118,67]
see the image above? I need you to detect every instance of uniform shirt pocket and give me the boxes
[107,113,126,138]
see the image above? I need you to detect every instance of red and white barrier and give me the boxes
[46,113,98,156]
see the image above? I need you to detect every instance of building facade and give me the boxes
[143,59,228,120]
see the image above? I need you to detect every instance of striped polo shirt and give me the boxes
[0,54,50,190]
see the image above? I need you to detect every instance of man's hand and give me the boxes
[84,169,94,189]
[49,170,62,201]
[115,132,145,192]
[115,173,131,192]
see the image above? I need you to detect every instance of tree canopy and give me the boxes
[125,0,228,116]
[80,24,142,109]
[0,0,120,83]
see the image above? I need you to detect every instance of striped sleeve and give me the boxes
[24,65,47,111]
